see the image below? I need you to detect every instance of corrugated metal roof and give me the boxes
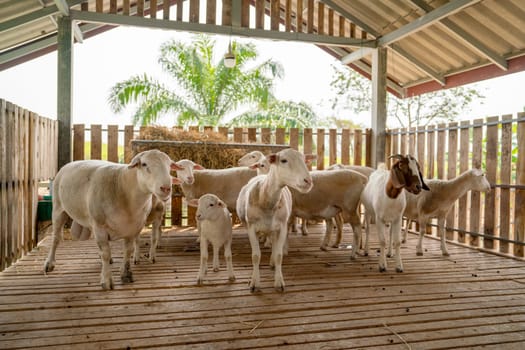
[1,0,524,97]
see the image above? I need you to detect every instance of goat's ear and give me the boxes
[186,198,199,207]
[267,154,278,164]
[419,170,430,190]
[390,162,406,189]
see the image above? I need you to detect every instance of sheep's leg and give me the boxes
[44,210,69,273]
[133,234,141,265]
[301,218,309,235]
[387,228,394,258]
[94,229,114,290]
[402,219,411,244]
[197,237,208,285]
[149,217,162,264]
[348,212,362,260]
[320,218,334,251]
[332,214,344,248]
[212,244,220,272]
[416,218,428,256]
[438,217,450,256]
[121,238,134,284]
[377,219,388,272]
[392,219,404,272]
[224,238,235,282]
[363,213,371,257]
[272,225,287,292]
[247,227,261,293]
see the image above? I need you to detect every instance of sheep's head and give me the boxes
[129,150,176,201]
[268,149,313,193]
[470,168,491,192]
[193,194,228,222]
[389,154,429,195]
[172,159,204,185]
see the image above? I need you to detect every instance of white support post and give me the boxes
[57,15,73,169]
[371,47,387,166]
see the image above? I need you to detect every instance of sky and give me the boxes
[0,25,524,129]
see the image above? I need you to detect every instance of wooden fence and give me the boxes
[387,113,525,258]
[0,99,58,271]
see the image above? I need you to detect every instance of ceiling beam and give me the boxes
[0,0,85,33]
[53,0,84,43]
[341,47,374,65]
[69,10,375,47]
[378,0,481,46]
[319,0,378,37]
[409,0,507,70]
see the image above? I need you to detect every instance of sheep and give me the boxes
[188,194,235,284]
[403,168,491,256]
[134,159,199,264]
[43,149,178,290]
[360,155,428,272]
[289,169,368,255]
[238,150,269,175]
[236,148,313,292]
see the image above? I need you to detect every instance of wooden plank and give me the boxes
[73,124,85,161]
[241,0,250,28]
[328,8,334,36]
[384,129,391,167]
[484,116,498,250]
[289,128,299,151]
[285,0,292,32]
[171,195,182,226]
[316,128,325,170]
[255,0,264,29]
[206,0,216,24]
[499,115,512,253]
[470,118,483,248]
[350,22,356,38]
[317,2,324,35]
[303,128,312,170]
[189,0,199,23]
[275,128,285,144]
[437,123,446,179]
[514,114,525,257]
[457,120,470,243]
[339,16,345,37]
[271,0,280,31]
[137,0,144,17]
[446,122,458,241]
[150,0,157,18]
[90,124,102,160]
[222,0,232,26]
[1,100,7,270]
[247,128,256,142]
[124,125,135,163]
[341,128,350,165]
[110,0,117,14]
[426,125,435,179]
[329,128,337,166]
[233,128,243,143]
[107,125,119,163]
[296,0,303,32]
[162,0,170,20]
[365,128,372,167]
[417,126,425,175]
[399,129,407,155]
[123,0,130,15]
[408,126,416,156]
[96,0,103,13]
[218,126,229,139]
[307,0,314,34]
[261,128,271,144]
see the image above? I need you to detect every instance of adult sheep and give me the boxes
[44,149,181,290]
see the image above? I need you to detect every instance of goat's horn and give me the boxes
[388,154,404,160]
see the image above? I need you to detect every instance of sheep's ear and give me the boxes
[249,163,261,170]
[267,154,278,164]
[390,162,406,189]
[128,153,143,169]
[171,161,184,171]
[193,163,205,170]
[172,177,183,185]
[304,154,316,165]
[187,198,199,207]
[218,200,226,207]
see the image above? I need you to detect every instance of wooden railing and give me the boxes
[387,113,525,258]
[0,99,58,271]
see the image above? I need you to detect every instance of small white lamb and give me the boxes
[188,194,235,285]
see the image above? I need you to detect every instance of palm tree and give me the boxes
[108,35,285,126]
[229,100,318,128]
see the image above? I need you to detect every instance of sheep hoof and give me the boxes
[402,239,406,244]
[320,246,328,251]
[416,252,424,256]
[387,253,393,258]
[331,244,339,249]
[364,252,369,257]
[379,267,386,273]
[250,286,261,293]
[121,272,133,284]
[228,276,236,282]
[396,267,404,273]
[44,261,55,273]
[101,280,114,290]
[196,278,204,285]
[442,251,450,257]
[109,258,114,264]
[275,286,285,293]
[213,267,219,272]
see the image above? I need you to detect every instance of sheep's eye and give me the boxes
[280,159,288,164]
[209,203,214,207]
[141,162,147,167]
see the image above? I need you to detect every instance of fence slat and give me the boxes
[446,122,458,241]
[514,114,525,257]
[499,115,512,253]
[329,129,337,166]
[316,128,325,170]
[73,124,85,161]
[107,125,119,162]
[90,124,102,160]
[457,120,470,243]
[470,118,483,247]
[275,128,285,144]
[484,116,499,250]
[354,129,362,166]
[341,129,350,165]
[289,128,299,150]
[303,128,312,170]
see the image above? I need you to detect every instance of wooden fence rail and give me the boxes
[387,113,525,258]
[0,99,57,271]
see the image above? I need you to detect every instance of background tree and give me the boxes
[108,35,290,126]
[228,100,317,128]
[329,64,485,128]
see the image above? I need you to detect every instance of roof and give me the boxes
[1,0,525,98]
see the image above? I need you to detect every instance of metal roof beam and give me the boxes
[378,0,481,46]
[69,10,375,48]
[0,0,85,33]
[409,0,507,70]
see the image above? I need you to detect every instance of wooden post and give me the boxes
[484,116,498,250]
[57,16,73,170]
[514,113,525,257]
[499,115,512,253]
[371,48,387,166]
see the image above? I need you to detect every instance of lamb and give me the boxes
[188,194,235,284]
[360,155,428,272]
[44,150,178,289]
[238,150,269,175]
[403,168,491,256]
[236,148,313,292]
[134,159,200,264]
[289,169,368,255]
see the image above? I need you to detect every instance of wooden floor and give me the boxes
[1,224,525,350]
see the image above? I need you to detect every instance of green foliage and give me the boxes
[329,64,485,128]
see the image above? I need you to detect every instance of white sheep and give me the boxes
[289,169,368,255]
[236,148,313,292]
[188,194,235,284]
[403,168,491,256]
[238,150,269,175]
[360,155,429,272]
[44,149,178,290]
[134,159,199,264]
